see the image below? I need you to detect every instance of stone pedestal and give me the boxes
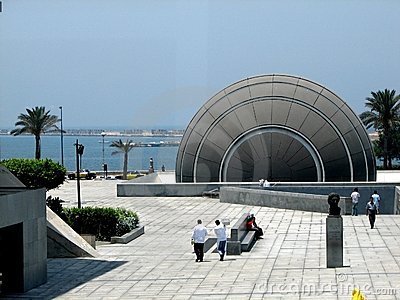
[326,215,343,268]
[81,234,96,249]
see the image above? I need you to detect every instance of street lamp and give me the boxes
[101,132,105,165]
[101,132,107,179]
[74,139,84,208]
[59,106,64,166]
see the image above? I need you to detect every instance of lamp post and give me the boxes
[101,132,106,179]
[59,106,64,166]
[101,132,105,165]
[74,139,84,209]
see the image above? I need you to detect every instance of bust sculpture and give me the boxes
[327,193,341,216]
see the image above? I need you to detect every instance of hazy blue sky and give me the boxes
[1,0,399,130]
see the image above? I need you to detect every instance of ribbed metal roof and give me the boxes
[176,74,376,183]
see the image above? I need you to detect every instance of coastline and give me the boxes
[0,128,184,137]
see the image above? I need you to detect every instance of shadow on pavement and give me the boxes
[1,258,126,299]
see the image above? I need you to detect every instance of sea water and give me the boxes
[0,135,180,172]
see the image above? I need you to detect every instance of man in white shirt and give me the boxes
[191,219,208,262]
[350,188,360,216]
[214,220,227,261]
[366,197,378,229]
[371,190,380,213]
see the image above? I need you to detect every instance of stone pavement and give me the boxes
[4,180,400,299]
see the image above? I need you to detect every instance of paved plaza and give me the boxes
[4,180,400,299]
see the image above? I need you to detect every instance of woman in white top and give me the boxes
[214,220,227,261]
[350,188,360,216]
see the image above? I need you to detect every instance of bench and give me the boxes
[227,213,258,255]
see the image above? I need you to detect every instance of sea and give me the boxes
[0,134,181,173]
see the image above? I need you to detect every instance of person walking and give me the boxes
[371,190,381,213]
[366,197,378,229]
[214,220,227,261]
[191,219,208,262]
[351,188,360,216]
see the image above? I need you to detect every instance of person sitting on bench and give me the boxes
[246,214,263,239]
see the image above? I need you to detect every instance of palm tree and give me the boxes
[110,139,135,179]
[360,89,400,169]
[10,106,60,159]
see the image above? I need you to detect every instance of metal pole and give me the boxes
[102,133,105,164]
[59,106,64,166]
[101,132,105,179]
[75,139,81,208]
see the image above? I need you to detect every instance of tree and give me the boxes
[110,139,135,179]
[373,126,400,168]
[360,89,400,169]
[10,106,60,159]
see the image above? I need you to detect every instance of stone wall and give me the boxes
[117,182,252,197]
[267,183,396,214]
[117,180,397,214]
[220,187,352,214]
[0,188,47,293]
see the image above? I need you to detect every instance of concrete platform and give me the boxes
[5,179,400,299]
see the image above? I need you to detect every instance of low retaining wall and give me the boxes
[220,187,352,214]
[47,207,99,258]
[117,182,252,197]
[117,180,399,214]
[267,183,397,214]
[110,225,144,244]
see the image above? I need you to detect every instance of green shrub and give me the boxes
[1,158,66,190]
[46,196,65,218]
[62,207,139,241]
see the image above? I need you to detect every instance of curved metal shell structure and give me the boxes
[176,74,376,183]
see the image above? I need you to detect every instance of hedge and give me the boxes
[62,206,139,241]
[1,158,66,190]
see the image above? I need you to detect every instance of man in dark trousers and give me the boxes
[191,219,208,262]
[366,197,378,229]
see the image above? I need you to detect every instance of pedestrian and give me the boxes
[263,179,271,188]
[214,220,227,261]
[191,219,208,262]
[371,190,381,213]
[259,178,265,187]
[366,197,378,229]
[350,188,360,216]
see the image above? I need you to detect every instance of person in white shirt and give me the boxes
[371,190,380,213]
[214,220,227,261]
[350,188,360,216]
[366,197,378,229]
[191,219,208,262]
[263,179,271,188]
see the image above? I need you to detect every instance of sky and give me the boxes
[1,0,399,130]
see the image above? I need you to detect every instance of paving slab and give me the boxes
[2,179,400,299]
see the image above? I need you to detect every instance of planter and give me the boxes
[110,225,145,244]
